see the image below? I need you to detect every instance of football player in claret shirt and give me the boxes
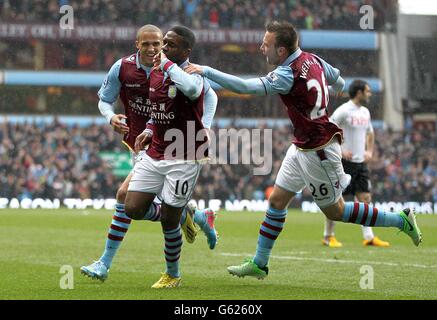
[124,26,217,288]
[186,21,422,280]
[80,25,218,282]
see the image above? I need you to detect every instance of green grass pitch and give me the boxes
[1,209,436,300]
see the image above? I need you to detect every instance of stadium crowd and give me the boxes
[1,0,382,74]
[0,120,121,200]
[1,0,397,30]
[1,120,436,204]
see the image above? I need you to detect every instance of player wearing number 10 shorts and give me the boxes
[185,20,423,279]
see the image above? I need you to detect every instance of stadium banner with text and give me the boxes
[0,24,378,49]
[0,198,436,214]
[98,152,132,177]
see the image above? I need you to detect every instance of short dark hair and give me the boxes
[169,26,196,49]
[348,80,369,98]
[265,21,298,54]
[136,24,162,40]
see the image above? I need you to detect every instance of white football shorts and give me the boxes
[130,150,146,167]
[275,141,351,208]
[128,153,202,207]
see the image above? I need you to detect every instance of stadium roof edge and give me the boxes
[1,70,382,92]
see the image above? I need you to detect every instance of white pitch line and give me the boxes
[220,252,437,269]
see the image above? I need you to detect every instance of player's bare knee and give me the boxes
[124,204,142,220]
[124,206,135,219]
[321,202,344,221]
[268,196,288,211]
[360,194,372,204]
[116,186,128,203]
[268,186,295,211]
[324,210,342,221]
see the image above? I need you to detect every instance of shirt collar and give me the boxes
[350,99,361,108]
[178,58,190,69]
[135,51,141,69]
[281,47,302,66]
[135,51,152,70]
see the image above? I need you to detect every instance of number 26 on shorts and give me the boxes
[309,183,329,199]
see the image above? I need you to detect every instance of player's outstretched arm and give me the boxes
[185,62,295,97]
[185,63,267,96]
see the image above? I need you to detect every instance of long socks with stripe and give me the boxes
[325,217,375,240]
[143,203,188,225]
[163,227,183,278]
[143,202,161,221]
[342,202,403,229]
[99,202,187,269]
[253,207,287,269]
[100,203,131,268]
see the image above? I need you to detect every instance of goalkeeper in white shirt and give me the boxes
[322,79,390,248]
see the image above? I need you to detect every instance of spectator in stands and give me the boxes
[0,0,397,30]
[1,119,436,206]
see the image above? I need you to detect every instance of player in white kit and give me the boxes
[322,80,390,248]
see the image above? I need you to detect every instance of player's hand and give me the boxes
[364,151,373,162]
[134,131,152,153]
[184,63,204,75]
[110,114,129,134]
[342,150,353,160]
[153,50,167,71]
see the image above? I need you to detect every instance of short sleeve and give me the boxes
[317,56,341,85]
[259,65,294,95]
[97,59,122,103]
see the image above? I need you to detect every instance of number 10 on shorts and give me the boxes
[175,180,189,196]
